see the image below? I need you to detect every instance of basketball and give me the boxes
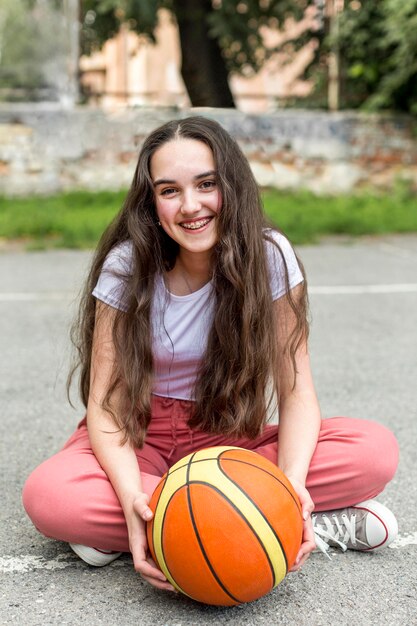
[146,446,303,605]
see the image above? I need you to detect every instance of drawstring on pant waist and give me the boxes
[188,426,194,448]
[160,397,195,460]
[168,413,178,460]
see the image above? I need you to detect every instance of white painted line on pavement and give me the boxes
[0,284,417,302]
[2,532,416,572]
[309,284,417,295]
[0,555,75,572]
[0,292,74,302]
[0,554,128,572]
[388,531,417,549]
[378,242,417,260]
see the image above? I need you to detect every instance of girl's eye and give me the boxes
[199,180,216,190]
[161,188,176,196]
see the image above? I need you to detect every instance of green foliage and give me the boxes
[0,0,67,96]
[80,0,313,74]
[1,186,416,249]
[0,0,42,89]
[206,0,309,74]
[333,0,417,113]
[81,0,167,52]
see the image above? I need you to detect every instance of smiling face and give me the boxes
[150,138,222,261]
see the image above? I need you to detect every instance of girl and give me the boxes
[23,117,399,591]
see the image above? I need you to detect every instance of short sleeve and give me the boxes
[264,230,304,300]
[92,240,133,311]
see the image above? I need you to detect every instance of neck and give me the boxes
[166,251,213,295]
[177,251,213,285]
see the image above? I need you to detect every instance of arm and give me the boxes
[274,285,321,568]
[87,301,174,590]
[276,346,321,486]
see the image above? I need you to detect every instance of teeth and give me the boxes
[181,218,210,230]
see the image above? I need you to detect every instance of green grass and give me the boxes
[0,185,416,249]
[262,183,417,244]
[0,190,127,250]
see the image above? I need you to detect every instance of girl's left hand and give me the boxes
[286,477,316,572]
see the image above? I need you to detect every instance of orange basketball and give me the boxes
[146,446,303,605]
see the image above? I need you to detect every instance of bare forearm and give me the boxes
[86,302,146,514]
[88,407,170,587]
[87,408,144,515]
[277,391,321,485]
[273,288,322,485]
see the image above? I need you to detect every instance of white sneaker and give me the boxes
[69,543,122,567]
[312,499,398,557]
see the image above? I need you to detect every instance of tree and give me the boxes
[80,0,315,107]
[0,0,70,101]
[325,0,417,113]
[0,0,43,92]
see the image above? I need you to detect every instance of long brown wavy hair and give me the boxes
[69,116,308,448]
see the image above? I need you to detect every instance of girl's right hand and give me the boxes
[285,477,316,571]
[127,492,176,592]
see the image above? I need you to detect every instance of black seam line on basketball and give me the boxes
[185,463,242,604]
[186,451,197,485]
[167,456,300,512]
[216,456,288,576]
[159,489,190,597]
[208,477,282,582]
[167,456,224,477]
[217,457,302,513]
[151,474,168,567]
[188,481,277,597]
[157,456,200,597]
[166,454,300,530]
[164,454,268,480]
[153,474,168,511]
[186,453,241,603]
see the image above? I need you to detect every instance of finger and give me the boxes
[141,507,153,522]
[304,533,316,554]
[298,533,316,558]
[133,494,153,522]
[140,574,177,592]
[136,557,177,592]
[130,541,149,571]
[291,540,314,571]
[303,518,317,550]
[301,538,316,557]
[289,552,310,572]
[292,520,316,570]
[146,555,161,570]
[293,545,310,568]
[135,560,168,582]
[294,547,306,565]
[302,498,315,521]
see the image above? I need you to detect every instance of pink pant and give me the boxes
[23,396,399,552]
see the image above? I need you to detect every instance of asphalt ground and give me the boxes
[1,235,417,626]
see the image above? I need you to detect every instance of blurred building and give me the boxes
[79,9,318,112]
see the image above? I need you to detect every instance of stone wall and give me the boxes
[1,104,416,196]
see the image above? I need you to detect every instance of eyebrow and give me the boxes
[153,170,217,187]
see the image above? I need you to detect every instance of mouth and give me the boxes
[180,217,213,231]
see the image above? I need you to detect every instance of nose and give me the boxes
[180,189,200,215]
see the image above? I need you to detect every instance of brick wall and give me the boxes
[1,105,416,196]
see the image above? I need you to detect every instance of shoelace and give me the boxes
[312,512,368,559]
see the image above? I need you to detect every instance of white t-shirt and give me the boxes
[92,231,303,400]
